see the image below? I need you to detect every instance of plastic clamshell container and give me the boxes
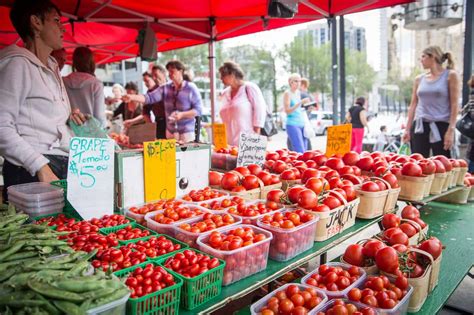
[350,279,414,315]
[125,199,187,224]
[8,182,63,203]
[173,213,242,248]
[250,283,328,315]
[8,193,64,209]
[317,298,380,314]
[15,202,65,217]
[301,262,367,299]
[197,224,273,286]
[227,199,285,225]
[189,195,245,214]
[256,209,318,261]
[86,292,130,315]
[144,204,210,237]
[178,189,229,205]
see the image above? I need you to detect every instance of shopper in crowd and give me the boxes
[402,46,460,158]
[151,64,167,86]
[300,78,315,103]
[0,0,86,201]
[113,82,143,125]
[218,61,267,146]
[346,97,369,153]
[63,46,106,127]
[122,60,202,143]
[375,125,388,152]
[283,73,311,153]
[50,47,66,71]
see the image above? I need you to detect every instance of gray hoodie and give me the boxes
[0,45,72,176]
[63,72,106,127]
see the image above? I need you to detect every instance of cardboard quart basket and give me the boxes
[437,186,471,204]
[397,174,432,202]
[442,171,453,192]
[383,186,401,214]
[456,167,468,186]
[423,174,434,197]
[355,188,388,219]
[449,168,460,188]
[340,243,379,275]
[305,196,360,242]
[281,179,301,192]
[430,172,448,195]
[469,186,474,202]
[403,219,429,246]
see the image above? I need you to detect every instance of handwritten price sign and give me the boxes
[67,137,114,220]
[325,124,352,157]
[212,123,227,150]
[237,132,267,167]
[143,139,176,201]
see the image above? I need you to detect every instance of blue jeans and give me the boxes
[287,124,308,153]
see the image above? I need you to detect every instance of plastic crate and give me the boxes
[122,234,189,262]
[15,201,65,217]
[350,278,414,315]
[159,248,226,310]
[144,204,210,237]
[301,262,367,299]
[250,283,328,314]
[316,298,379,314]
[86,292,130,315]
[173,213,242,248]
[226,199,285,225]
[197,224,273,286]
[257,209,318,261]
[114,261,183,315]
[100,222,158,245]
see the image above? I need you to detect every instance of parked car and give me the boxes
[308,111,334,135]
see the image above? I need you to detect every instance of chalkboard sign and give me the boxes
[237,132,267,167]
[326,124,352,157]
[67,137,115,220]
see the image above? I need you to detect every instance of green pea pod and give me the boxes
[89,287,129,309]
[80,286,117,300]
[34,270,65,282]
[0,291,36,303]
[80,299,92,312]
[0,284,14,295]
[0,241,24,261]
[28,262,76,271]
[0,266,20,282]
[5,271,36,288]
[76,248,98,262]
[54,279,108,293]
[28,279,86,302]
[0,214,28,228]
[64,261,90,278]
[0,300,46,308]
[4,251,37,262]
[34,294,61,315]
[24,240,65,247]
[53,300,85,315]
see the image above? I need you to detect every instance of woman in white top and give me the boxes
[218,61,267,146]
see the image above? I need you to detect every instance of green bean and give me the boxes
[35,294,61,315]
[0,214,28,228]
[0,284,14,295]
[4,251,37,261]
[0,300,46,308]
[80,286,117,300]
[0,266,20,282]
[23,240,65,247]
[28,280,86,302]
[0,241,24,261]
[34,269,64,282]
[0,291,36,302]
[53,300,85,315]
[28,262,76,271]
[0,257,40,271]
[5,272,36,288]
[64,261,90,278]
[54,278,108,293]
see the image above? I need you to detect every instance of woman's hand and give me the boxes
[70,108,88,125]
[121,95,131,103]
[37,165,59,183]
[402,131,411,143]
[444,128,454,150]
[123,119,133,128]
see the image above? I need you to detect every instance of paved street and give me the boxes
[266,130,327,152]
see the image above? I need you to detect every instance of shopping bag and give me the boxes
[398,142,411,155]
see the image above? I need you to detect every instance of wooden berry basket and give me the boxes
[397,174,432,202]
[430,172,448,195]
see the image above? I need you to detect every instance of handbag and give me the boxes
[245,85,278,137]
[302,112,315,139]
[456,100,474,139]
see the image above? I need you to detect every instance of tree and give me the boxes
[345,49,376,98]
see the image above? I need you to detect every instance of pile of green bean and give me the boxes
[0,215,130,314]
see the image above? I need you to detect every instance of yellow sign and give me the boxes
[212,123,227,150]
[326,124,352,157]
[143,139,176,201]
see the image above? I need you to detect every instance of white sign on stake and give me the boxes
[67,137,115,220]
[237,132,267,167]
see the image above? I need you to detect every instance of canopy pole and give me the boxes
[208,18,217,143]
[339,15,346,124]
[462,0,473,106]
[330,16,339,125]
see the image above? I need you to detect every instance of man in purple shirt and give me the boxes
[122,60,202,142]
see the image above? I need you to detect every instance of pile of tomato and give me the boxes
[256,284,324,315]
[35,213,79,228]
[123,264,176,299]
[68,233,119,252]
[316,299,376,315]
[92,246,147,272]
[198,196,245,211]
[304,264,363,292]
[227,201,281,224]
[128,200,184,216]
[163,250,220,278]
[346,275,409,309]
[124,236,182,259]
[181,187,226,202]
[206,226,267,251]
[259,209,314,229]
[151,205,205,225]
[87,214,131,228]
[178,213,237,233]
[105,224,151,241]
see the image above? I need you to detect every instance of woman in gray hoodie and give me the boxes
[0,0,85,201]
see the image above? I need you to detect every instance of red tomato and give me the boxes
[221,173,240,190]
[361,181,380,192]
[343,244,364,267]
[382,213,401,229]
[297,189,318,209]
[362,240,386,259]
[401,205,420,220]
[401,162,423,177]
[375,247,399,273]
[209,171,222,186]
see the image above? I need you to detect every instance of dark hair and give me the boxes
[165,60,186,72]
[124,81,139,93]
[142,71,152,78]
[219,61,245,80]
[380,125,387,132]
[10,0,61,41]
[152,64,166,74]
[355,97,366,106]
[72,46,95,75]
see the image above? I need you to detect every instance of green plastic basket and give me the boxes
[91,215,136,232]
[158,248,226,310]
[50,180,82,219]
[99,222,158,245]
[114,261,183,315]
[32,211,82,226]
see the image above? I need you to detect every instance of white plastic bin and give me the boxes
[86,293,130,315]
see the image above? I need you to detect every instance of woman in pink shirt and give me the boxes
[218,61,267,146]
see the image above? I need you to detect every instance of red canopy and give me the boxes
[0,0,413,64]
